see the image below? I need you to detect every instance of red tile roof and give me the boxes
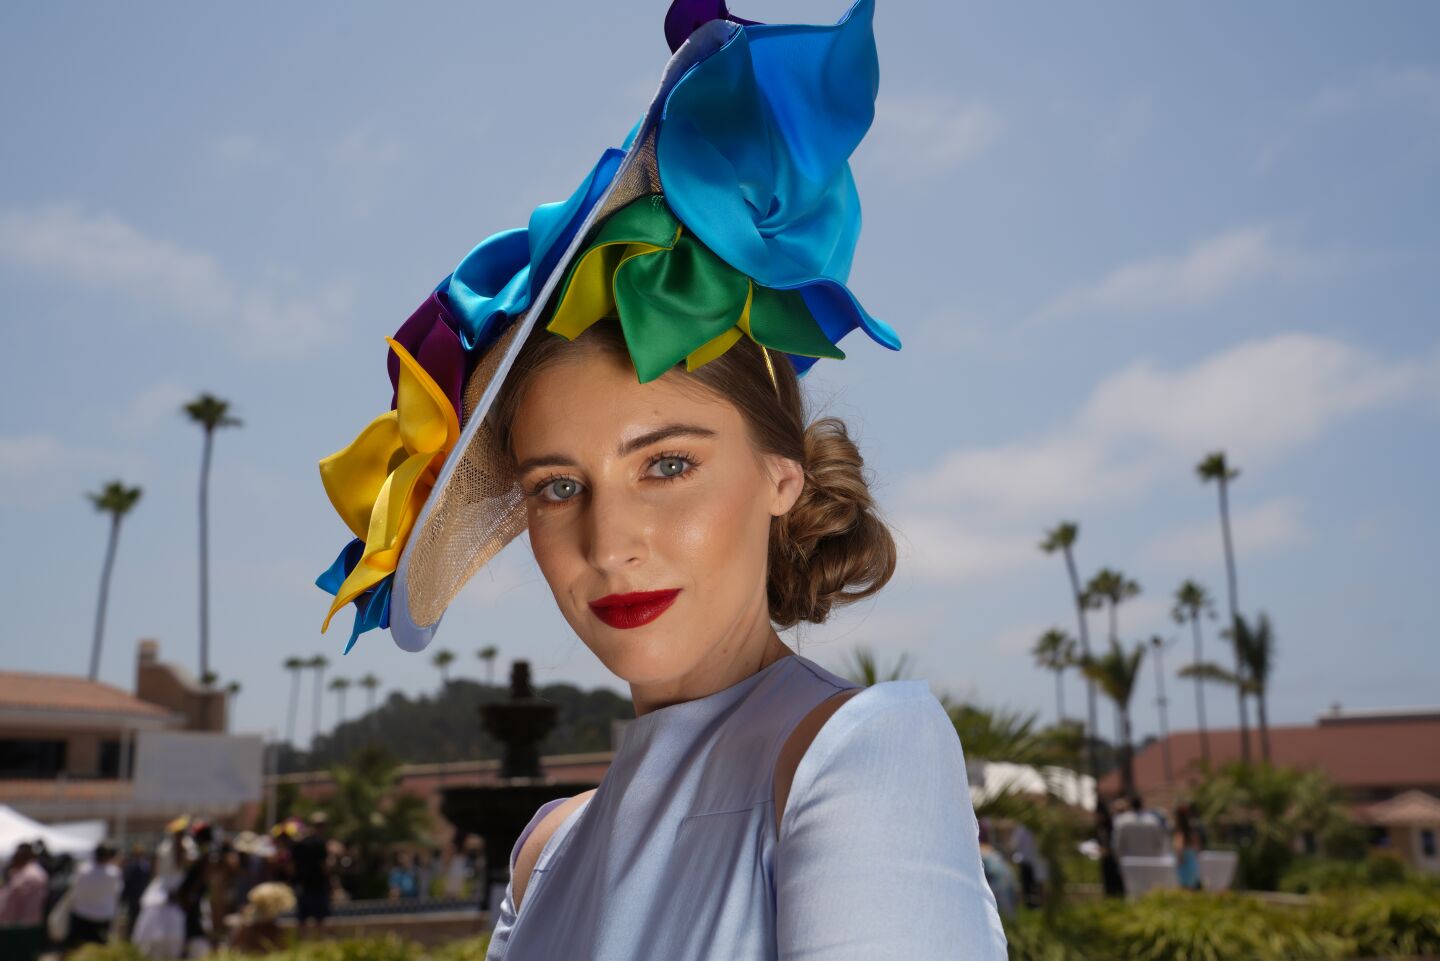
[1363,789,1440,826]
[1098,717,1440,796]
[0,671,173,719]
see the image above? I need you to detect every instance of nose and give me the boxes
[584,480,648,574]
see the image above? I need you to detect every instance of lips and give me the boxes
[588,589,682,629]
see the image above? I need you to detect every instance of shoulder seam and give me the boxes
[776,680,937,846]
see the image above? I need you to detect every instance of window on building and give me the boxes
[98,739,133,779]
[1423,829,1437,859]
[0,738,67,778]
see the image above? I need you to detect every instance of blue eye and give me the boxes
[527,452,699,507]
[539,477,583,502]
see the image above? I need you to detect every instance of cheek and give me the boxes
[662,473,771,588]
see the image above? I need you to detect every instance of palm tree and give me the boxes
[1040,522,1101,790]
[1197,450,1251,765]
[841,645,914,687]
[329,676,352,726]
[1148,634,1181,787]
[477,645,499,687]
[85,480,142,681]
[1171,580,1217,765]
[225,680,241,721]
[182,393,242,682]
[308,653,329,744]
[432,648,457,692]
[1085,568,1141,650]
[1233,612,1276,764]
[1031,629,1076,723]
[283,657,306,747]
[1078,638,1146,798]
[359,673,381,717]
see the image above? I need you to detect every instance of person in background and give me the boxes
[387,851,419,901]
[1096,797,1125,899]
[1112,793,1169,860]
[0,842,50,961]
[1007,821,1049,909]
[206,841,243,948]
[290,812,333,929]
[441,834,469,899]
[229,881,295,955]
[1173,801,1205,891]
[976,820,1018,919]
[119,843,152,941]
[176,823,214,957]
[66,842,123,949]
[418,847,439,898]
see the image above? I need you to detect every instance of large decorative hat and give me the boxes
[316,0,899,654]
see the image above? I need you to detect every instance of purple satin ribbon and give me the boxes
[664,0,761,52]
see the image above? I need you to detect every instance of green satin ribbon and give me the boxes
[546,194,844,382]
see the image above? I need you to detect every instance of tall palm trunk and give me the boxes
[1257,690,1272,763]
[1054,667,1066,723]
[1152,639,1173,786]
[1062,546,1100,786]
[90,514,122,681]
[198,427,213,680]
[1118,707,1136,797]
[312,663,326,745]
[286,668,302,746]
[1189,612,1212,765]
[1217,476,1252,765]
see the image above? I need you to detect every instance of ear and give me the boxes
[764,454,805,518]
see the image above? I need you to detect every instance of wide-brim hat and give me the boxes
[316,0,898,654]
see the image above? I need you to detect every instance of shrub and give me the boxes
[1312,886,1440,958]
[1280,853,1411,894]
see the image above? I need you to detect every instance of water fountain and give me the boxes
[439,661,599,909]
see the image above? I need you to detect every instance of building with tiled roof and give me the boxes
[1097,706,1440,874]
[0,638,238,835]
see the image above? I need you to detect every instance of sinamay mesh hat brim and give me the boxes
[389,21,737,653]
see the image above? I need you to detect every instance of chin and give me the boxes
[583,626,699,687]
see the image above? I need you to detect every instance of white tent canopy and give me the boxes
[0,803,99,860]
[970,761,1097,812]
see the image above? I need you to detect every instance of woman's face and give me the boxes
[510,347,803,707]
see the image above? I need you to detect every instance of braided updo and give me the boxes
[492,320,897,627]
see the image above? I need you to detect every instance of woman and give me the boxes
[315,2,1006,958]
[1174,801,1204,891]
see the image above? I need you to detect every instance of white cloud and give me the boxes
[1259,65,1440,172]
[860,95,1001,179]
[0,204,352,357]
[1034,226,1300,322]
[890,515,1044,583]
[0,434,144,507]
[1142,496,1309,568]
[894,333,1435,583]
[114,383,195,439]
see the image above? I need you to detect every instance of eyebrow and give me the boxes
[514,423,718,476]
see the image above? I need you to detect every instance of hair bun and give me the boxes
[768,416,897,627]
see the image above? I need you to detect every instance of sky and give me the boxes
[2,1,1437,752]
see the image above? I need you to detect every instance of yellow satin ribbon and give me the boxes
[317,337,460,632]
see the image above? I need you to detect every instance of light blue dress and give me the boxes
[485,652,1008,960]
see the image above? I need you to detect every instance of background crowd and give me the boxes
[0,811,484,959]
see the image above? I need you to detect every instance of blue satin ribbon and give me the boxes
[656,0,899,362]
[437,117,644,353]
[316,538,393,655]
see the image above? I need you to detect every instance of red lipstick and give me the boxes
[588,589,682,629]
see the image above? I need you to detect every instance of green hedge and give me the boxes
[1005,887,1440,961]
[69,932,492,961]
